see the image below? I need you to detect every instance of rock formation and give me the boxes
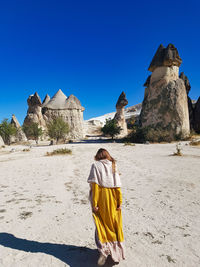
[42,89,85,139]
[42,94,50,106]
[11,114,27,143]
[148,44,182,72]
[24,92,46,129]
[140,44,190,140]
[179,72,194,129]
[114,91,128,137]
[0,135,4,146]
[179,72,191,94]
[194,97,200,133]
[24,89,85,139]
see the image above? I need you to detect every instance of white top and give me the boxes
[87,159,121,188]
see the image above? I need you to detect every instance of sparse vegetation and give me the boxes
[46,148,72,156]
[19,211,33,220]
[22,148,30,152]
[173,143,183,156]
[126,126,173,143]
[47,117,70,144]
[124,142,135,146]
[101,118,121,139]
[189,140,200,146]
[166,255,176,263]
[126,115,136,129]
[23,122,43,144]
[0,119,17,145]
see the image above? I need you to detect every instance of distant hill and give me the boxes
[87,103,142,124]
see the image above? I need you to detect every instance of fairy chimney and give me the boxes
[114,91,128,137]
[140,44,190,140]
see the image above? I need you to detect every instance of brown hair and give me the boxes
[94,148,116,172]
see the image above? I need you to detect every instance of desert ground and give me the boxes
[0,140,200,267]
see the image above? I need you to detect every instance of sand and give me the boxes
[0,141,200,267]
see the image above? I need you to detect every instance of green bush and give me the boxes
[101,118,121,139]
[47,117,70,144]
[0,119,17,145]
[126,115,136,129]
[127,126,173,143]
[23,122,43,144]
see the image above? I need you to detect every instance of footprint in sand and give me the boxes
[0,209,6,213]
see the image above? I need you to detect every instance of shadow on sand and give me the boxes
[72,137,123,145]
[0,233,118,267]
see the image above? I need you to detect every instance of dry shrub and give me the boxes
[23,148,30,152]
[173,144,183,156]
[46,148,72,156]
[124,142,135,146]
[189,140,200,146]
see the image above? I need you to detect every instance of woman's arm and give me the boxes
[115,187,122,210]
[91,183,99,213]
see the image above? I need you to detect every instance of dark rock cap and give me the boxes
[116,91,128,109]
[148,44,182,72]
[27,92,42,107]
[179,72,191,94]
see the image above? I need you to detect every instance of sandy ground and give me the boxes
[0,141,200,267]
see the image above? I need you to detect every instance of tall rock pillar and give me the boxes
[140,44,190,140]
[114,91,128,137]
[23,92,46,129]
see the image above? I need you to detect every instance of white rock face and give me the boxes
[87,104,142,125]
[114,106,128,137]
[0,135,4,146]
[84,120,103,136]
[113,91,128,138]
[150,66,179,85]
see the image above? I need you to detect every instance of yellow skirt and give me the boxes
[90,183,125,262]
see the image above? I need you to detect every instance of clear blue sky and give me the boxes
[0,0,199,124]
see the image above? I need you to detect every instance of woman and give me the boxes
[87,148,125,266]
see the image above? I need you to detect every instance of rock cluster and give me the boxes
[24,89,85,139]
[11,114,27,143]
[140,44,190,140]
[114,91,128,137]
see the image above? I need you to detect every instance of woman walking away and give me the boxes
[87,148,125,266]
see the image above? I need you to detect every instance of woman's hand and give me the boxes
[93,206,99,213]
[116,205,121,211]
